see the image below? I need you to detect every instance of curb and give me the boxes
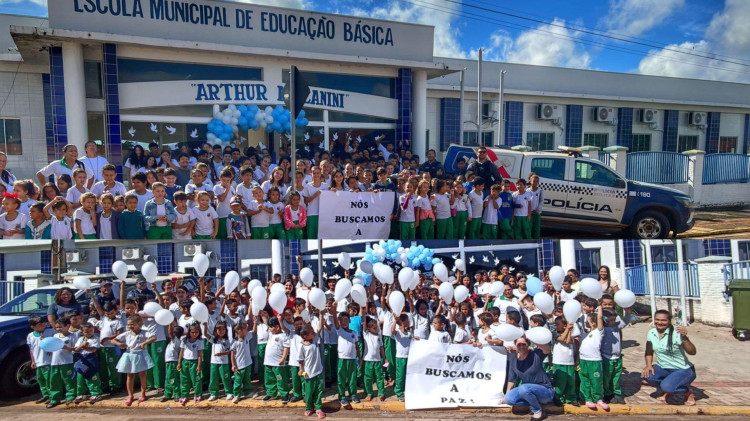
[677,228,750,238]
[11,398,750,416]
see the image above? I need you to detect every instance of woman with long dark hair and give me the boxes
[47,286,82,325]
[597,265,619,296]
[125,145,146,181]
[502,336,554,420]
[0,152,17,192]
[641,309,697,405]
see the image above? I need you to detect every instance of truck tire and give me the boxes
[0,350,37,398]
[629,210,670,239]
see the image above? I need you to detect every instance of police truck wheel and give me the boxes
[0,350,37,398]
[630,210,670,239]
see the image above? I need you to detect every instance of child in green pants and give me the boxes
[298,324,326,418]
[47,318,76,408]
[579,308,608,410]
[452,181,469,239]
[552,317,578,405]
[286,318,306,402]
[391,314,412,401]
[431,179,454,239]
[333,310,361,406]
[207,322,233,401]
[467,177,485,239]
[511,178,533,239]
[178,324,204,405]
[263,317,291,404]
[322,299,339,387]
[398,183,418,240]
[362,309,387,401]
[481,184,501,239]
[415,180,434,239]
[73,323,103,403]
[27,316,53,405]
[162,326,183,402]
[229,322,254,404]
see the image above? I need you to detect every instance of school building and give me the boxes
[1,0,750,183]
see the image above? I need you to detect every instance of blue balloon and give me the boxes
[266,124,274,133]
[526,277,543,296]
[40,337,64,352]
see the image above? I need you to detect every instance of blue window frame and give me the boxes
[118,59,262,83]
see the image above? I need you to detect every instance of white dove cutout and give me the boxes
[150,123,158,133]
[165,125,176,135]
[482,255,489,263]
[489,251,495,256]
[332,132,338,141]
[451,253,459,259]
[318,142,325,149]
[190,129,199,138]
[469,256,475,264]
[494,257,500,266]
[332,274,341,280]
[128,126,136,137]
[514,255,523,263]
[332,261,339,267]
[240,136,247,142]
[350,263,356,270]
[304,133,310,141]
[319,128,324,135]
[509,266,515,272]
[258,141,266,151]
[356,135,362,143]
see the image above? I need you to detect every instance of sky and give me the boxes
[1,0,749,84]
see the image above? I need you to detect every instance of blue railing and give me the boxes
[723,261,750,285]
[626,152,690,184]
[626,262,700,297]
[0,281,25,306]
[598,151,611,167]
[702,154,750,185]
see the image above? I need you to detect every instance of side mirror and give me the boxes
[615,179,626,189]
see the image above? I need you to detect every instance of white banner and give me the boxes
[317,191,395,239]
[405,341,509,410]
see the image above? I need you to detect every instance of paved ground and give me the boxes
[679,207,750,238]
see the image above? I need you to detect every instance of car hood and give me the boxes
[0,315,28,329]
[630,180,691,199]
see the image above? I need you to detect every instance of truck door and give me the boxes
[566,159,628,226]
[528,156,569,220]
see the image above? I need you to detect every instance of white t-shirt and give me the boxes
[115,330,154,353]
[378,308,395,338]
[27,330,54,367]
[264,332,289,367]
[231,335,254,370]
[337,327,359,359]
[91,181,127,199]
[66,186,88,205]
[288,335,303,367]
[235,183,258,210]
[552,340,576,365]
[560,290,579,302]
[428,330,451,343]
[185,183,212,208]
[0,212,27,239]
[99,212,113,239]
[210,337,232,365]
[97,316,124,348]
[362,330,383,362]
[248,201,271,228]
[431,193,452,220]
[393,328,412,358]
[322,314,338,345]
[398,193,417,223]
[50,216,73,240]
[212,184,235,218]
[301,182,328,216]
[74,335,100,355]
[265,201,285,225]
[51,333,74,366]
[482,197,500,224]
[414,196,431,217]
[412,313,431,340]
[467,190,484,219]
[256,323,270,345]
[80,156,109,183]
[73,208,95,235]
[180,337,204,360]
[298,339,324,379]
[579,328,603,361]
[165,337,181,363]
[172,208,195,240]
[512,191,533,217]
[452,326,471,344]
[126,189,154,213]
[39,160,94,184]
[192,206,218,235]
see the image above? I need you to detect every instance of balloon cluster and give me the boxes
[206,104,310,146]
[351,240,438,287]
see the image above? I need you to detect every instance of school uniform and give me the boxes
[415,195,434,239]
[512,191,533,239]
[393,327,411,398]
[579,328,604,403]
[248,201,271,239]
[378,309,397,381]
[50,215,73,240]
[25,218,52,239]
[73,208,96,239]
[411,312,431,340]
[163,336,181,399]
[126,189,154,213]
[95,210,119,240]
[398,193,417,239]
[428,330,452,343]
[552,330,578,404]
[208,336,233,398]
[336,327,359,401]
[231,334,254,397]
[0,212,28,239]
[453,193,469,239]
[96,315,124,391]
[452,325,471,344]
[212,184,234,240]
[74,335,103,398]
[321,314,338,385]
[91,181,127,198]
[265,201,286,239]
[185,183,211,208]
[255,323,269,385]
[142,315,167,390]
[27,329,54,400]
[301,182,328,238]
[498,191,514,239]
[362,329,385,398]
[172,208,195,240]
[528,187,544,239]
[287,334,304,399]
[264,331,290,398]
[467,190,484,239]
[49,333,76,405]
[481,196,500,239]
[179,337,204,399]
[192,206,218,239]
[431,193,453,240]
[115,330,155,374]
[298,337,324,412]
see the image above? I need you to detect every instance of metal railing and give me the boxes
[702,153,750,185]
[626,152,690,184]
[626,262,700,297]
[0,281,25,306]
[723,261,750,285]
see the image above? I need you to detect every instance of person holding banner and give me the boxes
[502,336,554,420]
[301,167,328,239]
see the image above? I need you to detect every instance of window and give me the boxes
[678,135,698,153]
[719,136,738,153]
[84,61,102,99]
[576,249,601,276]
[530,157,566,180]
[250,264,272,282]
[651,245,676,263]
[583,133,608,149]
[631,134,652,152]
[0,119,22,155]
[283,70,395,98]
[118,59,262,83]
[575,161,620,187]
[739,241,750,261]
[462,131,494,147]
[527,132,554,151]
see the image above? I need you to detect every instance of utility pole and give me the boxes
[477,49,483,146]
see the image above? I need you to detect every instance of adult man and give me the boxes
[37,144,94,188]
[418,149,443,178]
[94,281,118,309]
[80,140,110,183]
[466,146,502,187]
[127,277,157,308]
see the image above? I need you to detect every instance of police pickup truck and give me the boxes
[444,145,694,238]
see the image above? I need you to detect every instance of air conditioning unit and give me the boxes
[593,107,615,123]
[689,112,707,126]
[482,102,499,119]
[66,250,86,263]
[537,104,561,120]
[183,243,203,257]
[121,247,142,260]
[639,109,659,124]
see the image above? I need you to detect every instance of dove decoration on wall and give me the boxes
[509,266,515,272]
[469,256,475,264]
[150,123,158,133]
[514,255,523,263]
[319,128,324,135]
[482,255,489,263]
[190,129,199,139]
[128,126,135,137]
[165,125,177,135]
[451,253,459,259]
[304,133,310,141]
[494,257,500,266]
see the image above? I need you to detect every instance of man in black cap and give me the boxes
[466,146,502,186]
[95,280,118,309]
[127,276,157,309]
[418,149,444,178]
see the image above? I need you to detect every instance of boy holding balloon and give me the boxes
[28,316,54,404]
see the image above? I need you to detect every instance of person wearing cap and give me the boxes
[126,276,157,309]
[95,281,118,309]
[467,146,503,187]
[227,196,250,239]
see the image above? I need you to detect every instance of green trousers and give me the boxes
[286,226,304,239]
[390,220,399,240]
[435,217,454,240]
[394,358,408,398]
[553,364,577,403]
[209,363,232,396]
[512,217,532,239]
[269,223,286,239]
[216,218,227,240]
[146,340,166,389]
[202,340,211,385]
[49,364,75,404]
[363,360,385,397]
[232,365,253,397]
[324,344,338,384]
[251,226,270,239]
[306,215,319,239]
[453,211,468,239]
[303,374,324,411]
[337,359,358,399]
[467,218,482,239]
[481,222,498,239]
[499,219,513,239]
[602,357,623,396]
[179,359,202,398]
[579,359,604,403]
[264,365,289,398]
[418,218,434,239]
[193,234,212,240]
[99,347,121,391]
[164,362,178,399]
[76,370,102,396]
[383,336,396,380]
[399,221,416,240]
[530,213,542,239]
[289,365,303,398]
[36,366,51,399]
[147,226,172,239]
[254,344,266,384]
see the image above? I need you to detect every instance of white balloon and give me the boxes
[144,301,162,317]
[268,291,287,314]
[228,104,237,111]
[454,285,470,303]
[614,289,636,309]
[222,116,232,125]
[389,291,405,315]
[352,277,365,286]
[264,106,274,114]
[526,326,553,344]
[549,266,565,291]
[72,276,91,291]
[454,258,466,272]
[563,300,582,323]
[112,260,129,280]
[411,271,420,291]
[494,324,524,343]
[232,110,241,118]
[377,265,394,285]
[373,263,384,278]
[334,279,352,302]
[224,271,240,293]
[247,279,262,294]
[351,284,367,306]
[213,104,221,116]
[580,278,603,300]
[533,292,555,314]
[251,287,267,316]
[255,111,265,122]
[271,282,286,295]
[398,267,414,290]
[141,262,158,283]
[309,288,326,311]
[154,309,174,326]
[192,254,210,277]
[433,262,449,283]
[489,281,503,297]
[438,283,454,304]
[338,252,351,269]
[300,267,314,287]
[359,260,373,274]
[190,301,209,323]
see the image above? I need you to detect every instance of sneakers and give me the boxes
[160,396,171,402]
[194,397,202,403]
[305,410,314,416]
[179,398,187,406]
[316,410,326,419]
[89,395,102,404]
[290,395,301,403]
[397,396,405,402]
[366,396,373,402]
[262,395,276,402]
[35,396,49,404]
[281,396,290,404]
[208,395,217,401]
[225,394,234,400]
[379,395,385,402]
[45,402,58,409]
[74,396,85,404]
[610,395,626,405]
[585,401,597,409]
[340,398,350,407]
[233,396,241,404]
[350,395,361,404]
[596,400,610,411]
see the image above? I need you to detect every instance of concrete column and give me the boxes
[560,240,576,271]
[579,145,600,159]
[683,150,705,206]
[271,240,283,277]
[694,256,733,327]
[644,240,657,323]
[604,145,628,176]
[412,69,427,157]
[62,42,88,151]
[730,240,741,263]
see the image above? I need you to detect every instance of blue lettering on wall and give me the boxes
[150,0,228,27]
[74,0,144,17]
[193,83,346,109]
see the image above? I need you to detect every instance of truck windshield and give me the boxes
[0,290,58,316]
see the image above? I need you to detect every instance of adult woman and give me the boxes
[0,152,17,192]
[278,156,292,185]
[567,269,580,292]
[473,271,488,296]
[124,145,146,180]
[261,167,287,197]
[597,265,619,295]
[641,310,697,405]
[37,144,93,187]
[80,140,109,183]
[157,149,174,169]
[47,287,82,325]
[502,336,554,420]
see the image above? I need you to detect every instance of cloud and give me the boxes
[600,0,685,38]
[0,0,47,6]
[474,18,591,69]
[637,0,750,83]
